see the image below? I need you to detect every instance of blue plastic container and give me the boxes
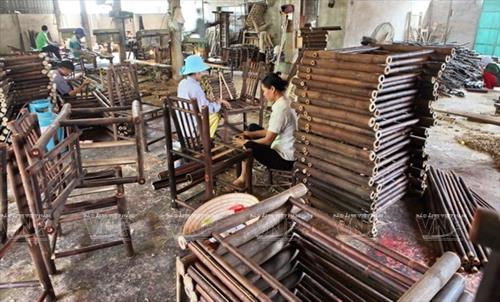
[28,99,52,117]
[29,99,63,151]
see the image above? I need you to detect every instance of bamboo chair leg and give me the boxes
[37,229,57,275]
[245,157,254,195]
[236,161,242,178]
[0,200,6,244]
[26,234,56,300]
[117,193,134,257]
[115,168,134,257]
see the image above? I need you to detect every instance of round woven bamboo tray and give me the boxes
[182,193,260,235]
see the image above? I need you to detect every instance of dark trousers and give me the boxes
[42,44,61,60]
[244,123,294,171]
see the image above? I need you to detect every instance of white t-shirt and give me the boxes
[268,96,297,161]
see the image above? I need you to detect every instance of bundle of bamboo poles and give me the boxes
[0,75,13,143]
[299,28,328,50]
[176,184,468,302]
[426,166,494,273]
[438,47,482,96]
[299,26,341,50]
[0,53,55,143]
[0,53,54,105]
[292,44,454,236]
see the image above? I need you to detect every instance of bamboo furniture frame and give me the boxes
[163,96,253,210]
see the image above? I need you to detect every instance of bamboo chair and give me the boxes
[0,144,56,301]
[221,61,266,142]
[8,103,142,275]
[163,96,253,210]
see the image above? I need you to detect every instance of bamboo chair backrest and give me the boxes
[9,104,83,234]
[240,61,263,105]
[203,72,237,101]
[23,129,82,234]
[105,63,141,106]
[166,96,210,157]
[8,109,41,150]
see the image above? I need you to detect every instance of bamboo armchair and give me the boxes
[7,101,144,275]
[163,96,253,210]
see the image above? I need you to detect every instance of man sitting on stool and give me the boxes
[36,25,61,60]
[51,61,90,97]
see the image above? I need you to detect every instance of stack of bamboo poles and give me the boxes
[0,76,13,143]
[406,48,450,197]
[0,53,54,105]
[176,184,468,302]
[0,53,55,143]
[299,28,328,50]
[298,26,341,50]
[426,166,494,273]
[292,45,453,236]
[438,47,482,96]
[201,72,237,101]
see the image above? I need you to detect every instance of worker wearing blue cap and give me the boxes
[69,27,86,59]
[177,55,231,137]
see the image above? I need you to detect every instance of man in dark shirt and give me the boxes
[50,61,90,97]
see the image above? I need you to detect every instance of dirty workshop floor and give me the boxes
[0,87,499,301]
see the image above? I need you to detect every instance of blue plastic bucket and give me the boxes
[29,99,64,151]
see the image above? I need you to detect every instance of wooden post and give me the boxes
[80,0,94,50]
[52,0,63,43]
[12,12,25,51]
[113,0,127,63]
[168,0,184,82]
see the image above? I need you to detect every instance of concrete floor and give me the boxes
[1,87,499,301]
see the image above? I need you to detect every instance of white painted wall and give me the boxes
[0,14,60,53]
[423,0,483,45]
[342,0,432,47]
[318,0,349,49]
